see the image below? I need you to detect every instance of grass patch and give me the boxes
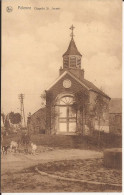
[34,158,122,185]
[2,132,122,150]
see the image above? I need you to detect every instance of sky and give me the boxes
[2,0,122,118]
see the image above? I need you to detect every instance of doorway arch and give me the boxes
[55,94,77,134]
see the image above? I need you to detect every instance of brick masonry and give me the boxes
[46,72,110,135]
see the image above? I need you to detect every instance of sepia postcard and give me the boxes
[1,0,122,193]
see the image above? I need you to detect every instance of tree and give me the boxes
[72,90,89,134]
[93,94,108,144]
[4,116,10,131]
[40,91,46,108]
[40,91,47,131]
[20,132,30,145]
[41,91,59,134]
[45,91,57,134]
[9,112,21,124]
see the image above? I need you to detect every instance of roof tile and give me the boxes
[63,38,82,56]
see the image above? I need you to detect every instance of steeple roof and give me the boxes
[63,38,82,57]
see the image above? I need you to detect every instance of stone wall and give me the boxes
[109,113,122,135]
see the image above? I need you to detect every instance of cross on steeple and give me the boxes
[70,25,75,38]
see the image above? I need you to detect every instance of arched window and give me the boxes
[55,95,76,133]
[59,96,74,105]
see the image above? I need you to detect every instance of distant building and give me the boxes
[109,98,122,135]
[27,108,46,134]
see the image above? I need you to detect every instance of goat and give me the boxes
[10,141,18,153]
[31,143,37,155]
[2,145,10,155]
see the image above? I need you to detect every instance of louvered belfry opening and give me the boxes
[63,37,82,69]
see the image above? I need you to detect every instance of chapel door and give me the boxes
[58,96,76,133]
[68,106,76,133]
[59,106,68,132]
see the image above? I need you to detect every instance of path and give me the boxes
[1,149,102,175]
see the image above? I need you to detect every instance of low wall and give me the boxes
[104,148,122,169]
[30,133,122,149]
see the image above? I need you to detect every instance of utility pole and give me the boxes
[18,93,26,128]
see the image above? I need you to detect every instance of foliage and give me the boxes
[41,91,56,133]
[93,94,108,119]
[20,133,31,145]
[4,116,10,130]
[72,90,89,112]
[93,94,109,143]
[9,112,21,124]
[27,112,31,125]
[41,91,54,106]
[71,90,90,134]
[40,91,46,108]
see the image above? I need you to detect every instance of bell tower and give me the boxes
[60,25,84,81]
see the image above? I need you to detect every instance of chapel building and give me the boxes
[45,26,110,135]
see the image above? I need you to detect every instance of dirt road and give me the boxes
[3,148,114,192]
[1,148,102,175]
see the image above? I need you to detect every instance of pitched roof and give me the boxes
[63,38,82,57]
[82,78,110,99]
[109,98,122,113]
[46,71,89,91]
[31,107,46,117]
[46,70,110,99]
